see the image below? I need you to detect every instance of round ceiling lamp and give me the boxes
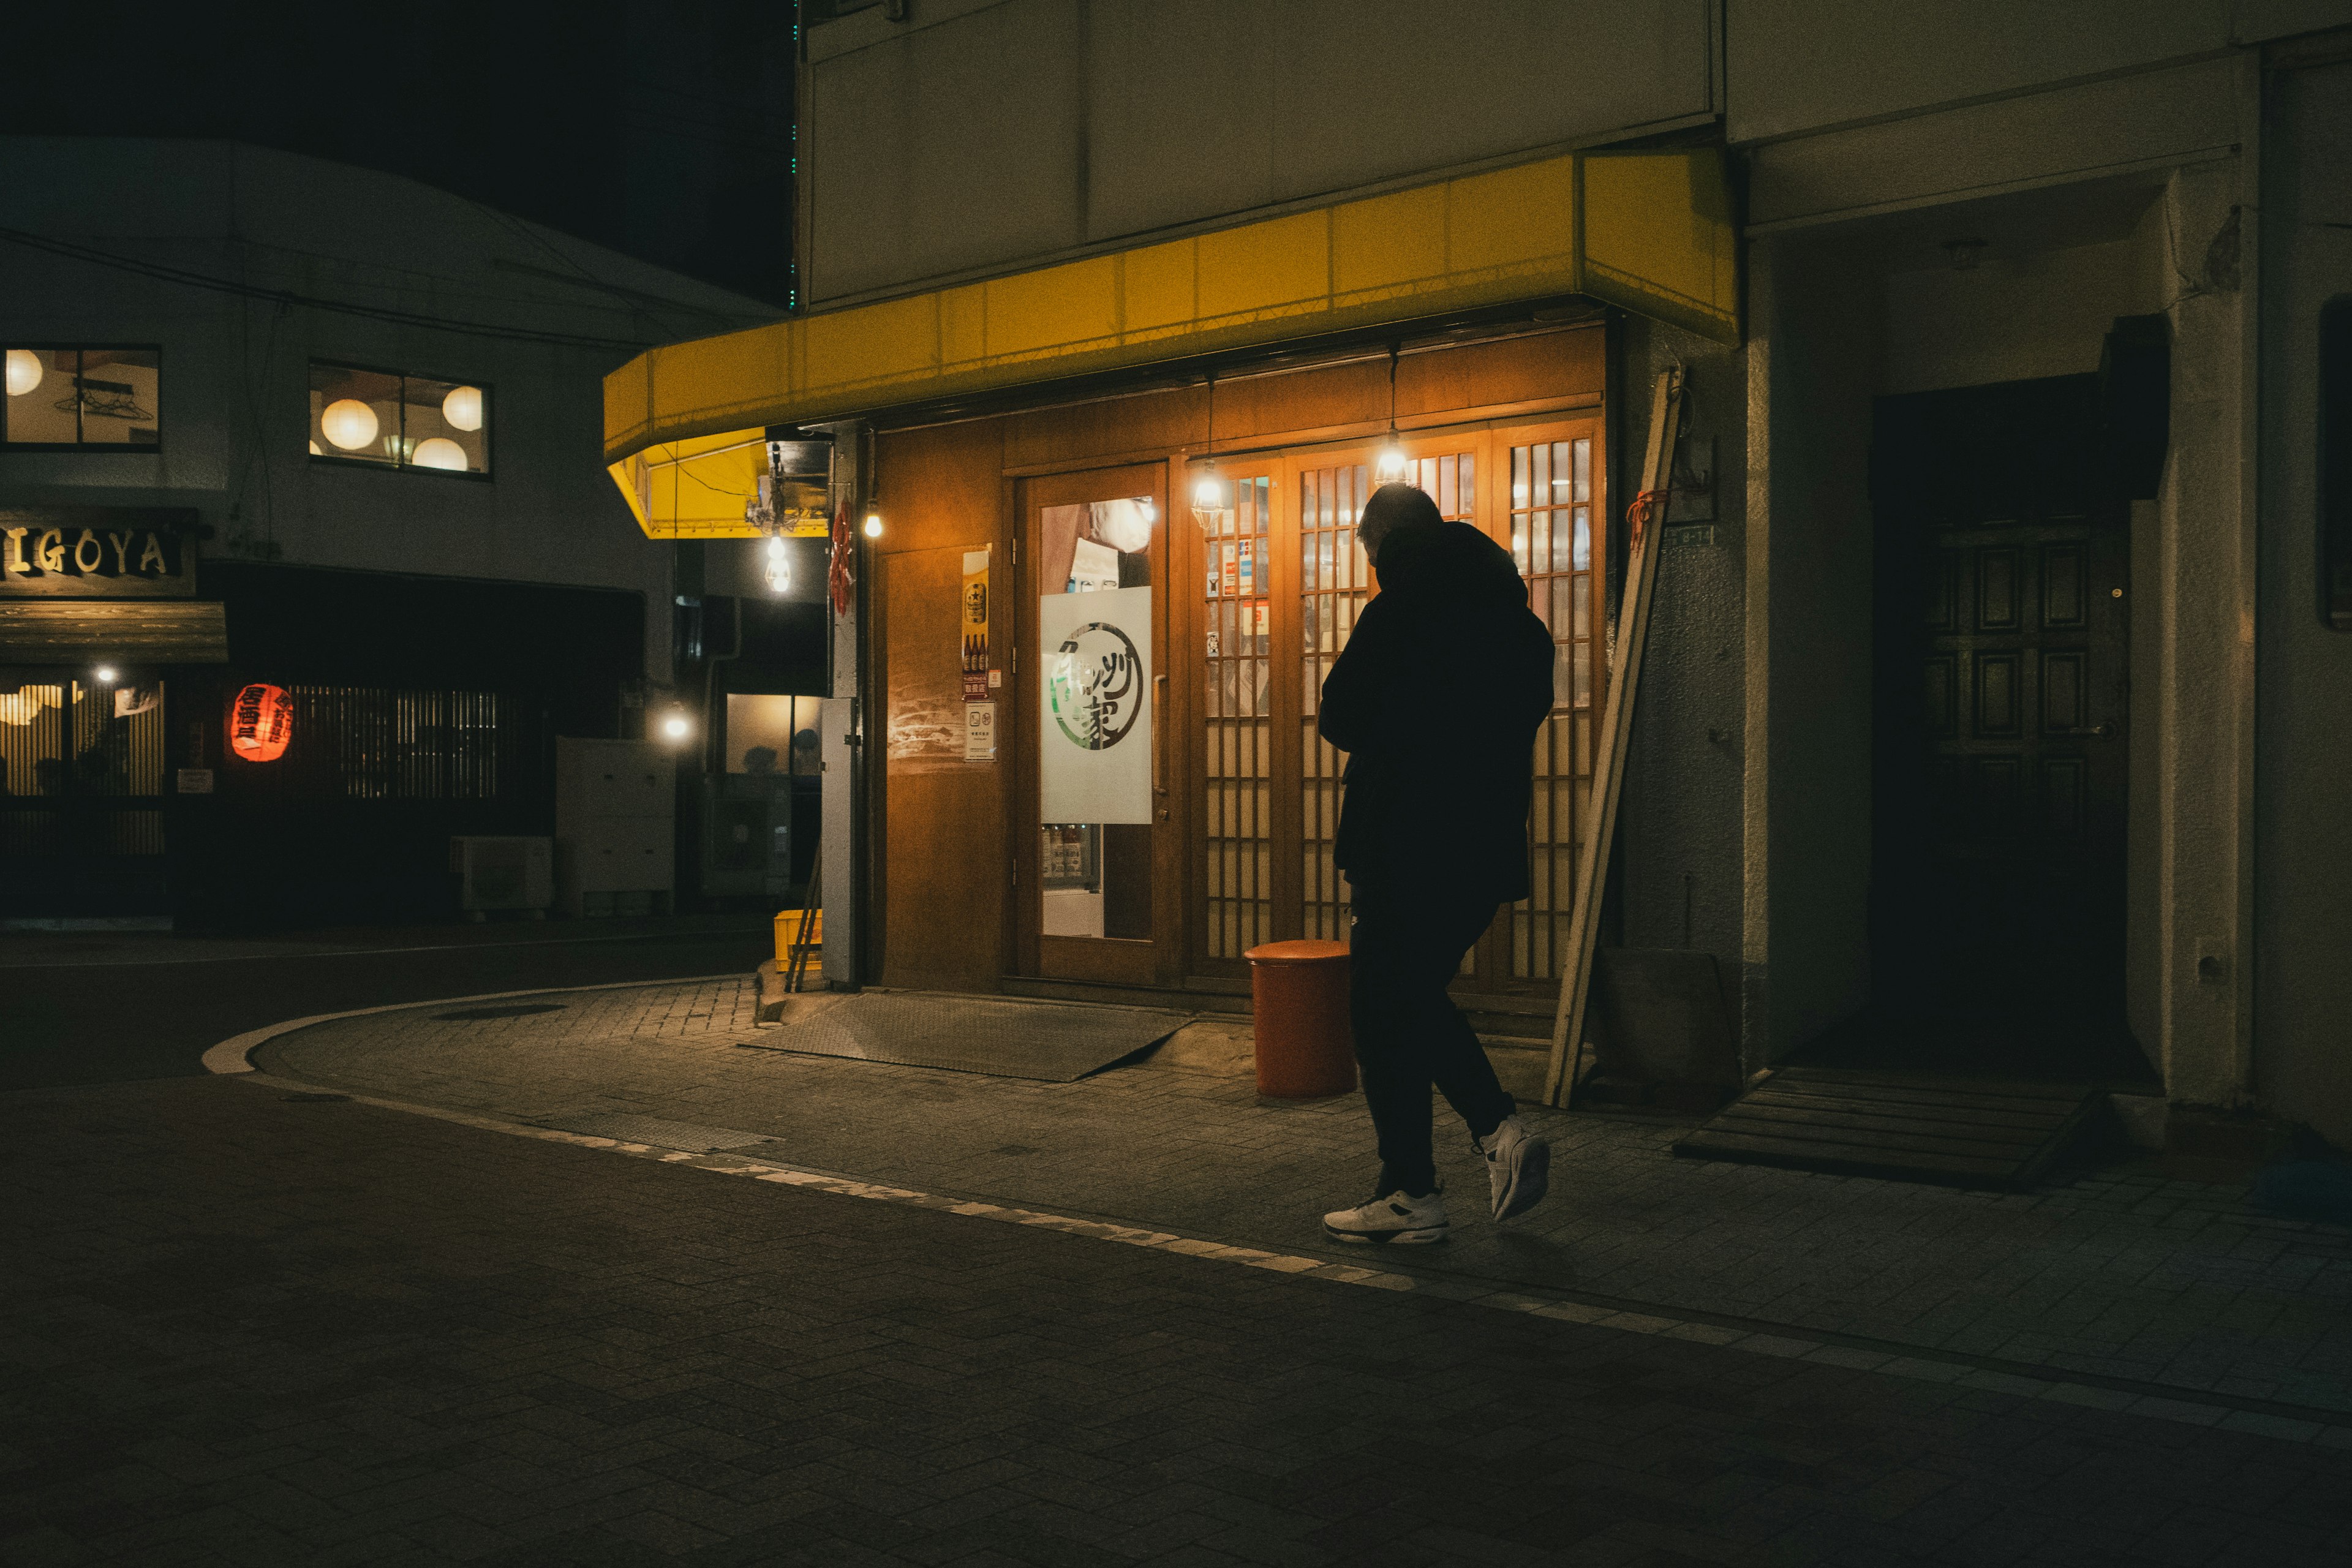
[412,437,468,471]
[320,398,379,451]
[5,350,43,397]
[442,385,484,431]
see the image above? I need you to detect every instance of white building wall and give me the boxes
[2255,53,2352,1148]
[803,0,1716,303]
[0,139,777,693]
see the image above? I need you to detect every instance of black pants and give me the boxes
[1348,881,1515,1199]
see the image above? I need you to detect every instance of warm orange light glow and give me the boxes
[229,683,295,763]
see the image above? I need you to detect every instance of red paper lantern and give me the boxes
[228,683,294,763]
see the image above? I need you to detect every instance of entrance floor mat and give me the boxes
[1672,1066,2105,1189]
[742,991,1192,1082]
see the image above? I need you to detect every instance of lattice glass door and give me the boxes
[1182,421,1596,989]
[1200,473,1274,959]
[1505,426,1602,981]
[1297,446,1479,944]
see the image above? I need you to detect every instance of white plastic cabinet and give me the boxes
[554,737,676,916]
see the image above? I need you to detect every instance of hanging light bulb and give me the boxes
[862,510,883,539]
[1373,341,1411,483]
[659,707,693,743]
[320,398,379,451]
[1191,466,1226,510]
[764,533,791,594]
[412,437,468,471]
[6,349,44,398]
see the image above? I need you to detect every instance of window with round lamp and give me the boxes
[6,349,43,398]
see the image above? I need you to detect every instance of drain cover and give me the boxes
[434,1003,567,1021]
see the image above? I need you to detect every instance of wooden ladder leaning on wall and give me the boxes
[1542,366,1687,1107]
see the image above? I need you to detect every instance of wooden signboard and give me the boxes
[1,507,199,597]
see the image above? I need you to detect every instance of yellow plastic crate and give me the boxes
[774,908,823,965]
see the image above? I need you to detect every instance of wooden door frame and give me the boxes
[1014,461,1178,987]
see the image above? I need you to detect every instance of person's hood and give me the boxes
[1371,519,1528,610]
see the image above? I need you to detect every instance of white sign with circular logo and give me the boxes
[1038,584,1152,824]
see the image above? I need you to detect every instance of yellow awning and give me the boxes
[608,148,1736,539]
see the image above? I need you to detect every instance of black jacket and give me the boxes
[1317,519,1556,903]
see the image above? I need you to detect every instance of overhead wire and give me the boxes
[0,224,662,352]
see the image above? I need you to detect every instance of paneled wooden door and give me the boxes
[1017,463,1181,986]
[1182,417,1605,993]
[1871,376,2130,1030]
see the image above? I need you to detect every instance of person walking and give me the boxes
[1316,481,1558,1244]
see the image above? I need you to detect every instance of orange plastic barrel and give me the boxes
[1244,939,1357,1099]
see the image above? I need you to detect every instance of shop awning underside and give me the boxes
[0,600,229,664]
[606,148,1736,539]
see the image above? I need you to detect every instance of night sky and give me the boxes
[11,1,796,305]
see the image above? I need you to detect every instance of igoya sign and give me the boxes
[1038,584,1152,825]
[1,507,197,598]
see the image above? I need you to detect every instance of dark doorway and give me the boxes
[1826,374,2152,1083]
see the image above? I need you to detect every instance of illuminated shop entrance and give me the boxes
[1187,418,1606,996]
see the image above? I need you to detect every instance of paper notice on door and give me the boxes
[963,701,997,761]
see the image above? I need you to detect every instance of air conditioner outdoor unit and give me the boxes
[450,835,552,918]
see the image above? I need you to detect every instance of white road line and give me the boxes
[211,1058,2352,1450]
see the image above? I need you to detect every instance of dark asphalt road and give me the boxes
[13,1074,2350,1567]
[0,919,772,1091]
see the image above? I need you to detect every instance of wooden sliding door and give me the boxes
[1180,417,1604,994]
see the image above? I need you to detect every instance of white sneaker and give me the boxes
[1322,1189,1450,1245]
[1479,1115,1551,1221]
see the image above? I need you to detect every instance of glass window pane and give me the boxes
[1573,507,1591,571]
[726,694,795,774]
[1512,445,1529,509]
[311,364,401,466]
[403,374,491,473]
[4,350,85,443]
[74,350,160,446]
[1574,437,1591,503]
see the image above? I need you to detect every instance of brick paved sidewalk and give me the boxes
[253,979,2352,1419]
[12,1075,2352,1566]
